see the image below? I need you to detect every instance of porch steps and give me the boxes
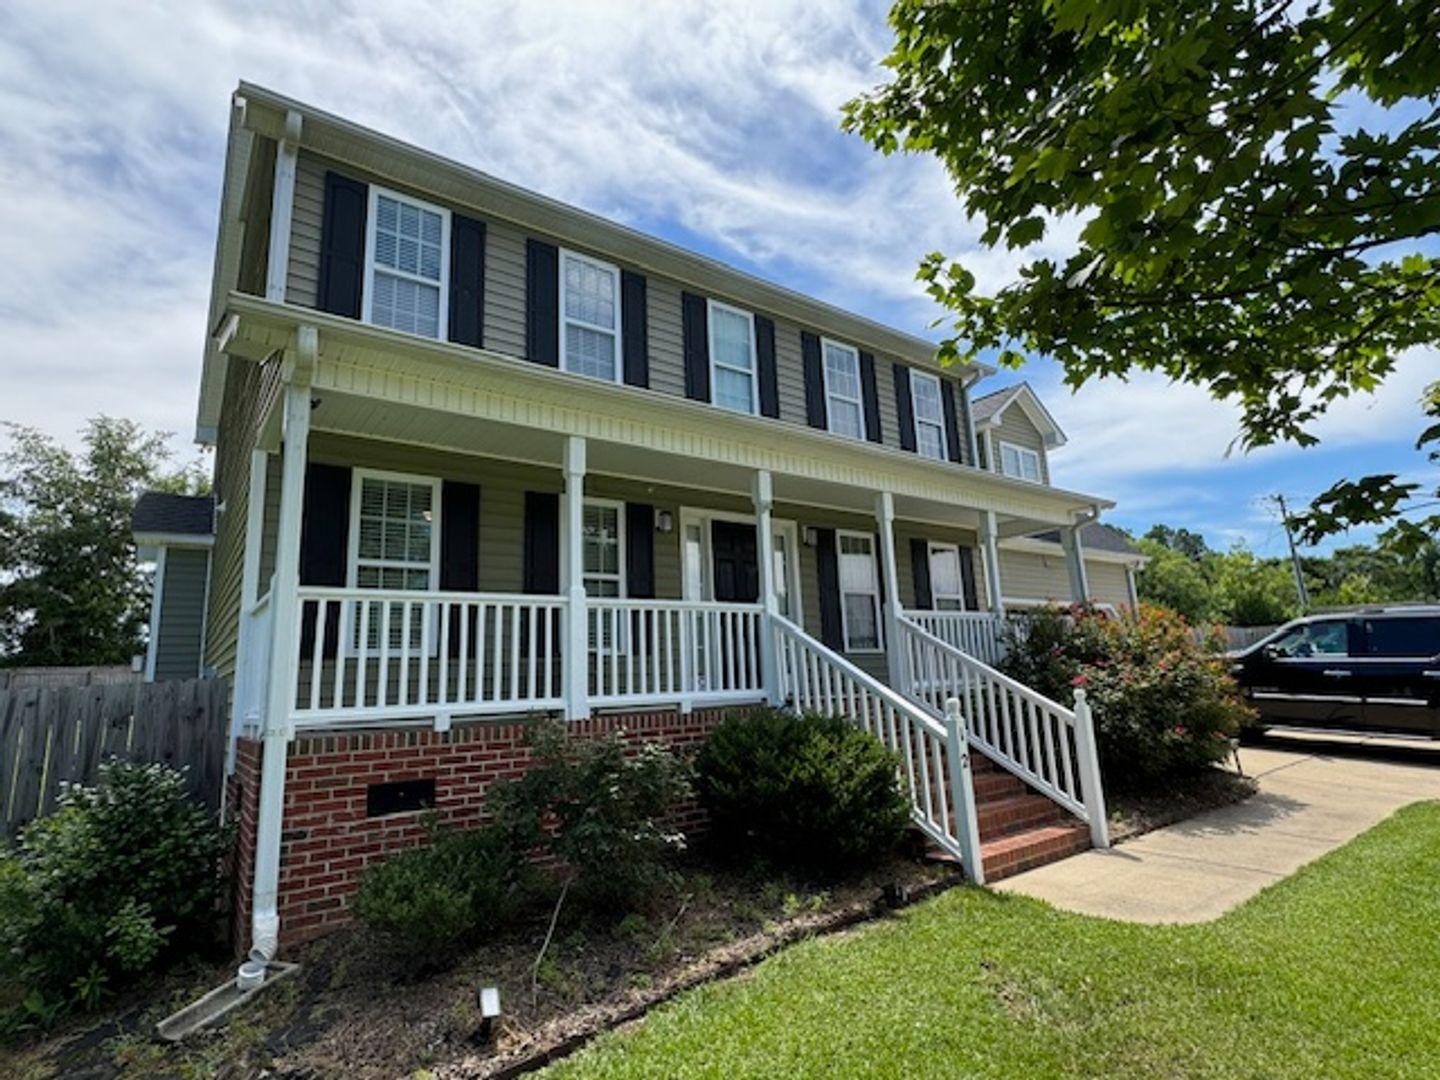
[926,757,1092,882]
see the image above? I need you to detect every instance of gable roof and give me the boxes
[1033,522,1138,557]
[972,382,1066,448]
[132,492,214,540]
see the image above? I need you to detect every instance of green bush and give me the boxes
[1002,604,1252,788]
[694,708,910,874]
[352,821,533,964]
[0,761,227,1024]
[490,720,692,911]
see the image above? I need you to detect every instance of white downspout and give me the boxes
[251,328,315,962]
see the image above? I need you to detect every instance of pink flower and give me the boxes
[1070,674,1089,688]
[1173,724,1188,737]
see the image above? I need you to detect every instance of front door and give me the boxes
[710,520,759,603]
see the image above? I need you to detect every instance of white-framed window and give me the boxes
[363,185,450,339]
[708,299,758,415]
[560,249,622,383]
[582,499,625,598]
[999,441,1043,482]
[910,370,948,461]
[927,542,967,611]
[348,470,441,650]
[838,530,882,652]
[823,338,865,440]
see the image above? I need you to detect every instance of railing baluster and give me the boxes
[473,600,487,702]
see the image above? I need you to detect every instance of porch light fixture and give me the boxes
[802,526,819,547]
[656,510,674,533]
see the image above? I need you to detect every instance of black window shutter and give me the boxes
[522,491,560,594]
[625,503,655,599]
[317,172,368,318]
[756,316,779,418]
[959,547,979,611]
[801,332,826,429]
[940,380,965,464]
[815,528,844,651]
[911,538,933,609]
[299,463,351,658]
[894,364,917,452]
[440,481,480,591]
[448,214,486,348]
[859,351,883,443]
[958,380,976,466]
[681,292,710,401]
[621,270,649,388]
[525,240,560,367]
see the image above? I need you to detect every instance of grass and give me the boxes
[549,802,1440,1079]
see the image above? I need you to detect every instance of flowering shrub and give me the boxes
[1002,604,1251,788]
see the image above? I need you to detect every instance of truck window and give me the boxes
[1363,617,1440,658]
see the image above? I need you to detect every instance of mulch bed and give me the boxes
[1107,765,1258,844]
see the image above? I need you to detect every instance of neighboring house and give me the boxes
[132,491,215,681]
[145,84,1142,958]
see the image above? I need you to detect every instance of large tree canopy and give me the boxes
[845,0,1440,548]
[0,419,206,667]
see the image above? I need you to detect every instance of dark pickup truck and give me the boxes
[1229,607,1440,737]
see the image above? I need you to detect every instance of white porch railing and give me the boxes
[896,617,1108,848]
[903,609,1007,666]
[234,591,273,731]
[587,599,766,708]
[774,616,985,881]
[290,588,567,726]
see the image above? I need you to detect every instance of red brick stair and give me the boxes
[927,755,1091,881]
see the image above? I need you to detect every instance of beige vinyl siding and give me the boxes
[1086,561,1134,609]
[991,407,1050,484]
[204,359,267,682]
[154,547,211,680]
[279,150,969,466]
[997,547,1133,609]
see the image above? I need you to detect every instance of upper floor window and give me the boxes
[838,530,882,652]
[927,543,966,611]
[824,339,864,440]
[910,371,948,461]
[708,300,757,414]
[561,250,622,382]
[364,187,449,339]
[999,441,1042,483]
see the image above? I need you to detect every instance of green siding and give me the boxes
[155,547,210,680]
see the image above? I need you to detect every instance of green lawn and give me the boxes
[550,803,1440,1079]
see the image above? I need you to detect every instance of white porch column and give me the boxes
[1061,524,1091,603]
[264,109,301,303]
[562,436,590,721]
[874,491,905,691]
[979,510,1006,617]
[229,449,271,770]
[752,470,781,705]
[1125,564,1140,610]
[252,334,313,959]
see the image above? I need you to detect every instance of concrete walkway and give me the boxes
[997,733,1440,922]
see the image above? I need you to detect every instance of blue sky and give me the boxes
[0,0,1434,558]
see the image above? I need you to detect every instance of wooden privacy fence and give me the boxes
[0,678,228,841]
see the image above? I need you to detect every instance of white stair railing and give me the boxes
[903,609,1007,666]
[773,616,985,883]
[897,617,1109,849]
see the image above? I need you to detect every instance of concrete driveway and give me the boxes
[997,732,1440,922]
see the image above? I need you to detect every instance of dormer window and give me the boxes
[1000,441,1042,482]
[910,371,948,461]
[823,339,864,440]
[363,186,449,339]
[560,250,622,382]
[708,300,758,414]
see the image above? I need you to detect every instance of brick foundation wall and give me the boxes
[227,707,729,950]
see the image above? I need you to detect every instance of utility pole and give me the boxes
[1273,494,1310,611]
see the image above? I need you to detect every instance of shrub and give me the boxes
[694,708,910,874]
[0,761,227,1022]
[490,720,692,911]
[352,821,533,964]
[1002,604,1252,788]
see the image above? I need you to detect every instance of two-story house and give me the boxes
[137,85,1142,960]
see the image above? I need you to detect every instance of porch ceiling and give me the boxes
[232,294,1108,535]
